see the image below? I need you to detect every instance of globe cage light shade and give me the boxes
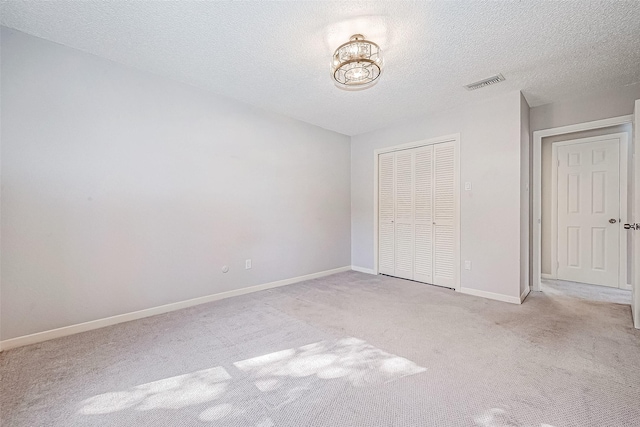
[331,34,383,90]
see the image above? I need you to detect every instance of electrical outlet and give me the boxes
[245,259,252,269]
[464,261,472,270]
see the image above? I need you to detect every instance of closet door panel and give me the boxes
[394,150,414,279]
[378,153,395,275]
[433,142,456,287]
[414,146,434,283]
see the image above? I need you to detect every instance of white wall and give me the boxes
[0,28,351,341]
[351,91,526,300]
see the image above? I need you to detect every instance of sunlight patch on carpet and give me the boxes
[234,337,426,388]
[474,408,556,427]
[78,366,231,415]
[77,337,425,422]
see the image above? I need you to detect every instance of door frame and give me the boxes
[633,100,640,329]
[550,133,629,289]
[373,133,461,291]
[532,115,633,292]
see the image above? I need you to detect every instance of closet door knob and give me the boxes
[609,218,617,224]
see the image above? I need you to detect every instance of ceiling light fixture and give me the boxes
[331,34,383,90]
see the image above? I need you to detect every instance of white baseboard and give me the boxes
[0,266,351,351]
[540,273,554,280]
[620,283,632,291]
[351,265,376,275]
[459,287,521,304]
[520,287,531,303]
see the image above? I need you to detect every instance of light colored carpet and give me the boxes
[2,271,639,427]
[540,278,632,305]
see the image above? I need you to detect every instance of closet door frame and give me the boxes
[373,134,461,291]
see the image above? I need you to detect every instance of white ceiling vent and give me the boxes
[464,74,505,91]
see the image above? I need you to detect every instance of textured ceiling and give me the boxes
[1,1,639,136]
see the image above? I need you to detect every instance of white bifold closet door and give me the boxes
[378,142,456,288]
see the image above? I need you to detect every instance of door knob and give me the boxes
[609,218,617,224]
[624,223,640,230]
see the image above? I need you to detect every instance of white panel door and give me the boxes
[378,152,395,276]
[557,139,620,287]
[433,142,456,288]
[394,150,414,280]
[413,146,434,283]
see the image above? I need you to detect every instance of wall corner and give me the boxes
[520,92,531,298]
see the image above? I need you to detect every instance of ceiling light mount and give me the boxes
[331,34,383,90]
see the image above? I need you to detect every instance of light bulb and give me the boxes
[349,43,359,58]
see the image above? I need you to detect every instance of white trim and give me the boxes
[459,287,522,304]
[550,143,559,280]
[0,266,351,351]
[372,133,461,291]
[540,273,554,280]
[620,283,632,291]
[634,100,640,329]
[520,287,531,303]
[374,134,461,155]
[351,265,376,275]
[550,133,629,289]
[619,134,630,290]
[532,115,633,292]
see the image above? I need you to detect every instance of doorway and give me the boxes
[532,116,634,293]
[551,133,628,289]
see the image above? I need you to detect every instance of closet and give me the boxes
[378,141,457,288]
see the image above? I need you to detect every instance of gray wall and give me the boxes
[351,91,526,299]
[0,29,351,340]
[531,85,640,131]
